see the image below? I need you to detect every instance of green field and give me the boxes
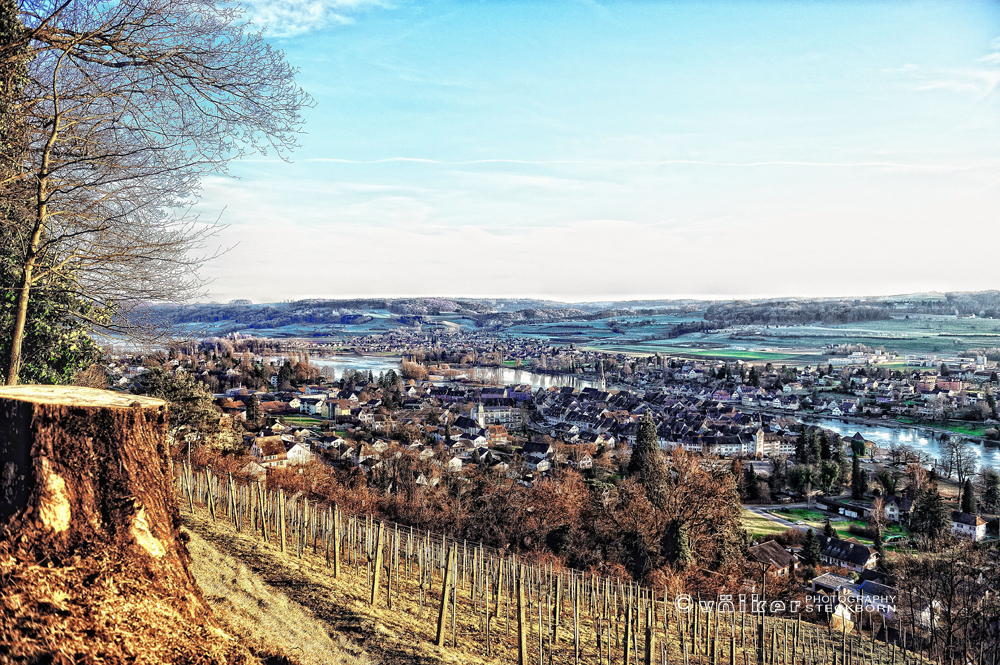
[895,418,988,437]
[741,509,791,537]
[773,508,828,522]
[771,509,909,545]
[282,415,325,427]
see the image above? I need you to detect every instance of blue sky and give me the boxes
[198,0,1000,302]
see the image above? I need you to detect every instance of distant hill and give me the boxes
[148,291,1000,336]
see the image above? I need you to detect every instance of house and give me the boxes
[522,441,553,457]
[575,454,593,470]
[866,497,902,524]
[810,572,856,596]
[748,540,798,577]
[854,580,898,620]
[525,455,551,473]
[950,511,987,541]
[487,424,509,445]
[239,461,267,481]
[326,399,354,419]
[415,472,440,487]
[298,395,326,415]
[285,441,314,466]
[818,498,864,520]
[817,535,878,572]
[809,573,857,630]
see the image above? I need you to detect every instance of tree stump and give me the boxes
[0,386,184,568]
[0,386,252,663]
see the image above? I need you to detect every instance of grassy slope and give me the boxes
[185,528,367,665]
[183,504,912,665]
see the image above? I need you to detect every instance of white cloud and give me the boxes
[242,0,389,38]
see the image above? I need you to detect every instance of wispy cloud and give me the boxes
[243,0,390,38]
[889,40,1000,99]
[918,69,1000,97]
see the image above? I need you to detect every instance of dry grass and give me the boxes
[0,544,256,665]
[185,528,368,665]
[741,509,792,537]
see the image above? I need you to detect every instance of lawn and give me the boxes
[741,509,791,537]
[895,417,987,437]
[773,508,828,522]
[282,415,325,427]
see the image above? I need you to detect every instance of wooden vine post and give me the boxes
[278,488,286,553]
[435,543,456,647]
[333,504,341,578]
[645,603,654,665]
[370,521,385,606]
[574,577,581,665]
[624,593,633,665]
[517,563,529,665]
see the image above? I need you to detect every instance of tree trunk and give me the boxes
[0,386,198,608]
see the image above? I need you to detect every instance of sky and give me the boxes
[195,0,1000,303]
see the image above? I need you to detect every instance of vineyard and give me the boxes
[176,463,947,665]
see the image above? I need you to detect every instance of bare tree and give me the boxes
[943,436,976,487]
[2,0,310,384]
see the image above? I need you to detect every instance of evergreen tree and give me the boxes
[823,518,836,539]
[808,431,822,465]
[982,469,1000,514]
[819,460,841,493]
[820,431,831,460]
[911,485,950,538]
[246,394,262,429]
[795,431,809,465]
[629,412,668,503]
[802,528,822,566]
[745,464,761,501]
[278,361,293,386]
[851,453,867,499]
[872,528,888,572]
[850,438,866,457]
[961,478,977,514]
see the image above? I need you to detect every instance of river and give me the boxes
[302,355,997,469]
[301,356,595,391]
[805,417,1000,471]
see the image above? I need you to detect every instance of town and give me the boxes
[97,329,1000,658]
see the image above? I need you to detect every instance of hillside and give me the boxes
[185,527,366,665]
[147,291,1000,340]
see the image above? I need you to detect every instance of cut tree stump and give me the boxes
[0,385,201,613]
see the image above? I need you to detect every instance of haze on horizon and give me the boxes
[195,0,1000,303]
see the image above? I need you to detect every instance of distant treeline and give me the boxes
[705,300,894,326]
[705,291,1000,326]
